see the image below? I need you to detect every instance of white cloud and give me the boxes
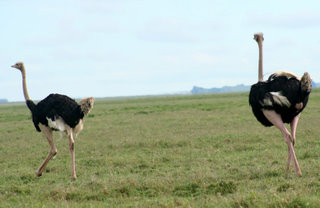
[137,18,197,43]
[192,53,216,65]
[248,10,320,29]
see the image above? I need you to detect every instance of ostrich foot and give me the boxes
[36,173,42,178]
[296,170,302,177]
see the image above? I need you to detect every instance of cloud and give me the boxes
[77,0,129,14]
[137,18,197,43]
[249,10,320,29]
[192,53,217,65]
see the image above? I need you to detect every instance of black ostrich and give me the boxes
[249,33,311,176]
[12,62,94,179]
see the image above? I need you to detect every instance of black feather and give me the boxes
[26,100,41,132]
[249,74,310,127]
[28,94,84,132]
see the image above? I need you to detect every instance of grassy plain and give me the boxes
[1,90,320,207]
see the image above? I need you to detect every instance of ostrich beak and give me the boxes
[11,64,17,68]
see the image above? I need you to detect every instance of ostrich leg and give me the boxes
[67,130,77,179]
[37,125,57,177]
[262,110,302,176]
[290,114,300,147]
[286,114,300,172]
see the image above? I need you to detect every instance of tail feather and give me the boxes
[79,97,94,116]
[301,72,312,93]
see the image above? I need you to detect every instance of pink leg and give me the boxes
[287,114,300,172]
[286,146,291,173]
[37,125,57,177]
[290,114,300,146]
[262,110,302,176]
[67,130,77,179]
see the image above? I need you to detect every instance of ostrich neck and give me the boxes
[21,66,31,101]
[258,42,263,82]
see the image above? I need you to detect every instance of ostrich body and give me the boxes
[12,62,94,179]
[249,33,311,176]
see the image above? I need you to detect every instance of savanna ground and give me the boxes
[1,90,320,207]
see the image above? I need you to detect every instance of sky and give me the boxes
[1,0,320,101]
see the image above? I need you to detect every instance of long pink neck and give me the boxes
[258,41,263,81]
[20,65,31,101]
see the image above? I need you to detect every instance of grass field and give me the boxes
[1,90,320,207]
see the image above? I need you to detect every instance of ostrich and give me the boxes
[249,33,311,176]
[12,62,94,179]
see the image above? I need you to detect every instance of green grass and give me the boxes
[1,90,320,207]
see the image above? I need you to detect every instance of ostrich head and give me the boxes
[79,97,95,116]
[11,62,25,71]
[254,33,264,43]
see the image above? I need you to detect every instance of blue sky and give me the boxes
[1,0,320,101]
